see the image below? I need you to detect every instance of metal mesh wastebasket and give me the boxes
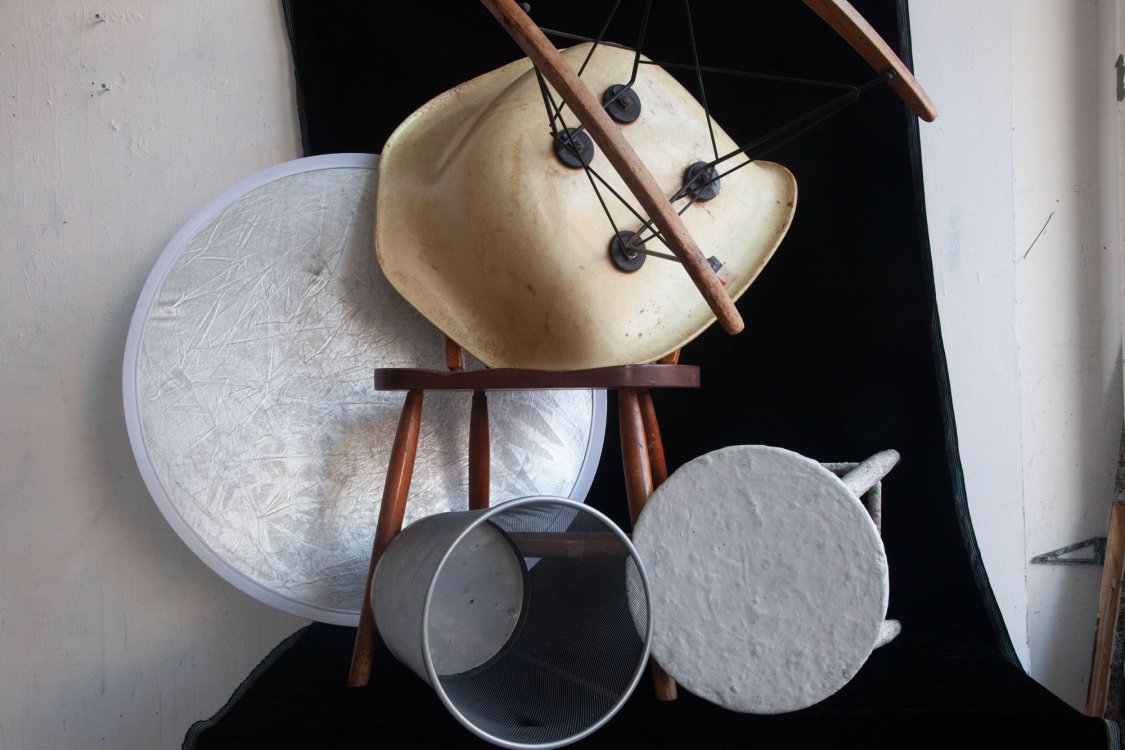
[373,496,651,749]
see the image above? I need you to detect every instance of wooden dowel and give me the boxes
[650,661,678,702]
[348,390,424,687]
[619,387,678,701]
[469,391,490,510]
[479,0,744,335]
[618,389,653,525]
[508,531,626,558]
[638,389,668,488]
[445,337,465,372]
[801,0,937,122]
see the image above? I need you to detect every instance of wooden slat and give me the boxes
[444,336,465,372]
[479,0,745,335]
[1087,503,1125,715]
[375,364,700,392]
[508,531,626,558]
[468,391,490,511]
[802,0,937,122]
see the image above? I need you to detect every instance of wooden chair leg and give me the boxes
[638,389,668,487]
[469,390,490,510]
[348,389,424,687]
[619,388,653,523]
[619,388,678,701]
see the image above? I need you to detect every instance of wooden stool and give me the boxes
[347,341,697,701]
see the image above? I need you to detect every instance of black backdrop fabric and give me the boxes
[283,0,1005,658]
[186,1,1109,747]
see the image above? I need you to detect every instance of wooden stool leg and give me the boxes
[469,391,490,511]
[619,388,653,522]
[636,388,678,698]
[348,389,424,687]
[619,388,678,701]
[638,389,667,487]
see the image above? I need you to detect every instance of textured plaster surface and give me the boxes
[633,446,888,714]
[913,0,1125,707]
[1014,0,1123,710]
[0,4,302,747]
[910,1,1029,669]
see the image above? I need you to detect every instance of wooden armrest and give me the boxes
[802,0,937,121]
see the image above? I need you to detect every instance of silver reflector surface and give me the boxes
[123,155,605,624]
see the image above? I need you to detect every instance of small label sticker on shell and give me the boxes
[708,256,736,287]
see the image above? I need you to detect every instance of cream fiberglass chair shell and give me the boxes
[375,43,797,370]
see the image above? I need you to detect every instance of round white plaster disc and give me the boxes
[631,445,888,713]
[123,154,605,625]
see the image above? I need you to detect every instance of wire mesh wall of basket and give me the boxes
[372,497,651,749]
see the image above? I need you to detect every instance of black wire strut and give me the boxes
[528,1,898,265]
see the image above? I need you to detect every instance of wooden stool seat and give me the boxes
[374,364,699,391]
[348,359,698,702]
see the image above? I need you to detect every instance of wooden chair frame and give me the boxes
[347,340,694,700]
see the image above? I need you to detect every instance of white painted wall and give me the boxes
[0,4,304,748]
[1016,0,1123,710]
[910,2,1030,668]
[913,0,1124,709]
